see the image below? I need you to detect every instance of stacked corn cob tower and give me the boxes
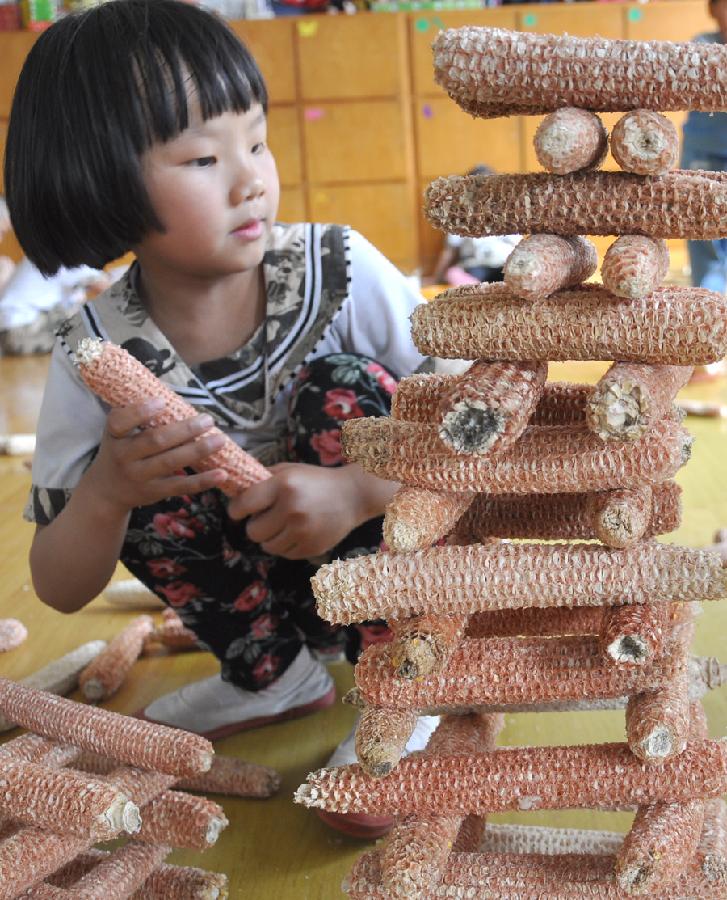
[296,26,727,898]
[0,678,279,897]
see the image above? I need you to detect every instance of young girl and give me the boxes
[6,0,437,836]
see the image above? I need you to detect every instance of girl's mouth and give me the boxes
[232,219,264,241]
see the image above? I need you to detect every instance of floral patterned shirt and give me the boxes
[25,222,428,526]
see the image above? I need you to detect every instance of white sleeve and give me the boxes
[330,230,428,378]
[25,342,107,524]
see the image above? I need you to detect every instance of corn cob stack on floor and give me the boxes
[0,681,279,897]
[295,25,727,899]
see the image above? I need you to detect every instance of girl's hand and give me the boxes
[228,462,376,560]
[85,399,229,517]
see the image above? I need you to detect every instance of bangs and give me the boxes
[97,1,268,152]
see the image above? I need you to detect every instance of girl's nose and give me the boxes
[231,177,264,206]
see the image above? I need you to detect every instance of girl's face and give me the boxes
[135,103,279,280]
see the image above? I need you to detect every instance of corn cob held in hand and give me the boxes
[504,234,598,301]
[533,109,608,174]
[610,110,679,175]
[433,27,727,117]
[75,339,269,496]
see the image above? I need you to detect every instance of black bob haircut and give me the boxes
[4,0,268,275]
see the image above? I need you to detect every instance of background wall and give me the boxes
[0,0,715,273]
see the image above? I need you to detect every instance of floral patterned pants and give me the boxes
[119,354,397,691]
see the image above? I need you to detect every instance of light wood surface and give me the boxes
[0,350,725,895]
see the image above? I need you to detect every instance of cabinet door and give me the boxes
[308,183,417,271]
[410,9,518,98]
[297,15,406,101]
[624,1,713,41]
[0,31,36,118]
[418,178,445,276]
[303,101,409,184]
[416,100,522,179]
[278,187,306,224]
[230,20,296,105]
[516,3,623,39]
[267,106,302,188]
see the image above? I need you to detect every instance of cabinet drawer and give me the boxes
[297,15,406,101]
[304,101,409,184]
[230,19,296,105]
[308,182,416,270]
[624,1,712,41]
[516,3,624,39]
[268,106,302,187]
[278,187,306,224]
[0,31,37,119]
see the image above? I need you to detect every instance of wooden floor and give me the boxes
[1,348,726,898]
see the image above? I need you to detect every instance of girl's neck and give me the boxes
[136,264,267,366]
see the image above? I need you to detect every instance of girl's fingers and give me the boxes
[132,431,226,481]
[106,398,167,439]
[123,414,216,462]
[153,468,229,499]
[247,507,289,546]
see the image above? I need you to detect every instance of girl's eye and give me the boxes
[188,156,216,167]
[252,142,266,155]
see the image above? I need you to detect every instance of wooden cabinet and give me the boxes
[0,2,712,270]
[296,15,407,100]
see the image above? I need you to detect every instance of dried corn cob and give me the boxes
[378,714,502,897]
[0,618,27,652]
[425,170,727,240]
[588,486,654,549]
[104,580,165,611]
[482,823,623,856]
[457,482,681,545]
[75,750,280,799]
[342,417,689,494]
[390,614,469,680]
[610,110,679,175]
[343,844,726,899]
[79,616,154,702]
[175,754,281,799]
[0,679,213,777]
[437,360,547,456]
[627,667,692,762]
[601,236,670,300]
[432,27,727,117]
[75,339,269,496]
[295,739,727,817]
[697,798,727,884]
[503,235,598,301]
[411,282,727,365]
[99,765,177,808]
[45,851,227,900]
[146,610,199,652]
[467,606,603,638]
[534,109,608,174]
[0,641,107,733]
[313,542,726,625]
[354,707,420,777]
[0,734,81,768]
[354,632,684,710]
[0,758,138,840]
[135,792,228,850]
[587,362,693,442]
[393,374,591,428]
[599,602,670,666]
[0,828,97,899]
[616,800,704,895]
[0,433,35,456]
[383,488,474,553]
[42,842,171,898]
[132,865,229,899]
